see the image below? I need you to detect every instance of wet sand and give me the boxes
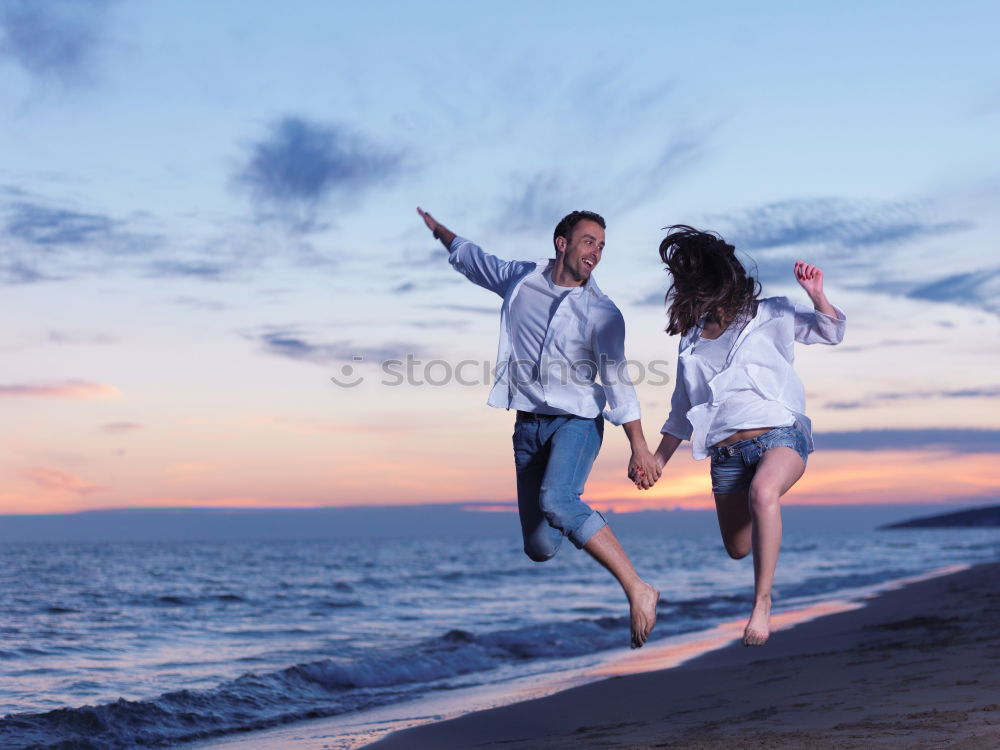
[365,562,1000,749]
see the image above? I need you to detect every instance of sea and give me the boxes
[2,508,999,749]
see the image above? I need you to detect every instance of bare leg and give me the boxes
[583,525,659,648]
[713,491,752,560]
[743,447,805,646]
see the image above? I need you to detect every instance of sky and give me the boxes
[1,0,998,516]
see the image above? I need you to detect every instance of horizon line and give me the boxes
[1,498,996,519]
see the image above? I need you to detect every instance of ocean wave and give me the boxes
[0,646,55,659]
[316,599,364,609]
[125,592,254,609]
[155,595,188,607]
[0,614,647,748]
[43,606,79,615]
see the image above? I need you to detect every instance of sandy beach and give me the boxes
[364,562,1000,750]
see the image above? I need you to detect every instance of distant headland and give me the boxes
[882,504,1000,529]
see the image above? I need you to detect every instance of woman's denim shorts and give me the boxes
[708,425,810,495]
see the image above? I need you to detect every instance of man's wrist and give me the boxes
[436,227,457,248]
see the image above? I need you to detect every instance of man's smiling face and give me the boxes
[557,219,605,284]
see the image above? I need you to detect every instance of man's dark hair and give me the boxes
[553,210,606,252]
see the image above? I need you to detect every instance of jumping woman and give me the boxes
[643,226,846,645]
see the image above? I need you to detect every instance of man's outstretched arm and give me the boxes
[416,206,533,297]
[417,207,456,250]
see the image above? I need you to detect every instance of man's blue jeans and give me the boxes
[512,413,607,561]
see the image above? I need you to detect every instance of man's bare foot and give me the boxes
[743,594,771,646]
[628,581,660,648]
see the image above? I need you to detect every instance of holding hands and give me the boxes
[623,422,662,490]
[628,447,661,490]
[631,433,681,490]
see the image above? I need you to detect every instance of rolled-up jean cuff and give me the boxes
[569,509,607,549]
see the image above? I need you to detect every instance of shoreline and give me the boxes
[362,560,1000,749]
[187,563,985,750]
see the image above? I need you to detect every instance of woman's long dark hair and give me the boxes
[659,225,761,336]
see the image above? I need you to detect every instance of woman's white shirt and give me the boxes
[660,297,846,459]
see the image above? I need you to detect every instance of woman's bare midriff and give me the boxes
[713,427,777,447]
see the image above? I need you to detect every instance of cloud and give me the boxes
[170,296,229,312]
[835,338,945,353]
[611,128,715,210]
[694,196,995,311]
[4,201,161,256]
[421,303,498,316]
[101,421,141,434]
[235,116,404,232]
[0,0,114,83]
[47,330,117,345]
[22,466,105,495]
[389,277,458,294]
[714,198,971,256]
[855,274,1000,315]
[824,386,1000,410]
[150,226,334,283]
[634,191,990,312]
[248,328,428,366]
[496,128,717,233]
[902,267,1000,313]
[406,319,469,331]
[497,172,568,233]
[0,379,120,398]
[144,259,232,281]
[7,202,115,245]
[0,190,341,285]
[0,258,56,283]
[1,197,163,283]
[815,428,1000,453]
[635,289,667,307]
[387,247,445,269]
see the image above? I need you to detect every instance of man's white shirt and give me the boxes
[448,237,641,425]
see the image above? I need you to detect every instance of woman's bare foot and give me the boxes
[743,594,771,646]
[628,581,660,648]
